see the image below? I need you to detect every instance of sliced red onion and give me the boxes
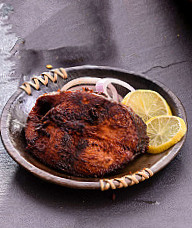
[61,77,119,101]
[61,77,101,91]
[96,78,135,101]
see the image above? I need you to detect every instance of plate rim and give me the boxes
[0,65,187,190]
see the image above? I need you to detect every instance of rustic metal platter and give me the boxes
[0,65,187,190]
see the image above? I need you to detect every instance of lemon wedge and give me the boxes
[146,115,187,154]
[122,90,172,122]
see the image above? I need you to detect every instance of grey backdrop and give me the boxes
[0,0,191,227]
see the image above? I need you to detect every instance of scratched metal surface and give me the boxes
[0,0,192,227]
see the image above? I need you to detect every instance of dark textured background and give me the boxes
[0,0,192,227]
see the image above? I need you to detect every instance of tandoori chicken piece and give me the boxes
[25,90,148,177]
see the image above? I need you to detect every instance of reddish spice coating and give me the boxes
[25,90,148,177]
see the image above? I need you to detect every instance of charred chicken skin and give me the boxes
[25,90,148,177]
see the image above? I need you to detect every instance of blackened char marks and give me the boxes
[25,91,149,177]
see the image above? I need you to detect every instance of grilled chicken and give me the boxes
[25,90,148,177]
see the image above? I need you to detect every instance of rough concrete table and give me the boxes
[0,1,191,227]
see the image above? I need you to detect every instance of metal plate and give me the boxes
[0,65,187,190]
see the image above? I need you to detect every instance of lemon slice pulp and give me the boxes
[122,90,172,122]
[146,115,187,154]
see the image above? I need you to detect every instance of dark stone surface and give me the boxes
[0,0,191,227]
